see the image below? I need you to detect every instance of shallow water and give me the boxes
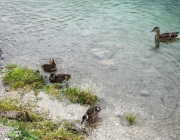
[0,0,180,139]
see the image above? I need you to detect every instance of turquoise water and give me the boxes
[0,0,180,139]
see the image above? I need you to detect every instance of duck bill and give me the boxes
[151,29,155,32]
[81,119,84,124]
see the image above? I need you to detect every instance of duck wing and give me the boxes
[87,113,98,123]
[160,32,179,38]
[56,74,71,83]
[42,64,57,72]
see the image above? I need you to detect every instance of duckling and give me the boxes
[81,106,102,124]
[42,59,57,72]
[49,73,71,83]
[151,27,179,42]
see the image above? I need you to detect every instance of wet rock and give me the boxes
[92,48,114,59]
[92,48,105,59]
[93,51,105,59]
[81,29,92,36]
[140,90,150,97]
[104,51,114,59]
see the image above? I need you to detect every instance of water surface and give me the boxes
[0,0,180,139]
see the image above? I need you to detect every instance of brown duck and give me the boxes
[42,59,57,72]
[81,106,102,124]
[49,73,71,83]
[151,27,179,42]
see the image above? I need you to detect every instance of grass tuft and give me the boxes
[0,100,20,111]
[125,113,136,125]
[62,87,98,106]
[5,64,17,69]
[43,84,62,95]
[3,64,44,91]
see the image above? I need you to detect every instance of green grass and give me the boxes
[2,64,99,106]
[0,100,20,111]
[125,113,136,125]
[2,64,44,92]
[0,101,85,140]
[4,119,85,140]
[43,83,62,95]
[62,87,98,106]
[43,85,99,106]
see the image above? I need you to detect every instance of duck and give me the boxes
[151,27,179,42]
[42,59,57,72]
[81,106,102,124]
[49,73,71,83]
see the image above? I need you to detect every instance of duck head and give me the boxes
[95,106,102,112]
[49,59,55,65]
[65,75,71,81]
[81,114,88,124]
[151,27,160,32]
[49,73,56,82]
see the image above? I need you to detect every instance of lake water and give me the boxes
[0,0,180,139]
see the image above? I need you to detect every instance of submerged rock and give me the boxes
[81,29,92,36]
[92,48,114,59]
[100,59,118,70]
[104,51,114,59]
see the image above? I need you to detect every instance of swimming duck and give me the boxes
[151,27,179,42]
[42,59,57,72]
[81,106,102,124]
[49,73,71,83]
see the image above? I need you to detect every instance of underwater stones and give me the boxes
[92,48,114,59]
[140,90,150,97]
[92,49,105,59]
[100,59,118,70]
[81,29,92,36]
[105,51,114,59]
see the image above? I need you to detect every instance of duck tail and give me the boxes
[176,35,180,38]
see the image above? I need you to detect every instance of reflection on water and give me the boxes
[0,0,180,139]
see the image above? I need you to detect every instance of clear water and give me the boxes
[0,0,180,139]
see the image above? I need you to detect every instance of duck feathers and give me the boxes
[49,73,71,83]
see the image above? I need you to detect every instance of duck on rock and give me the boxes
[49,73,71,83]
[81,106,102,124]
[151,27,180,42]
[42,59,57,72]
